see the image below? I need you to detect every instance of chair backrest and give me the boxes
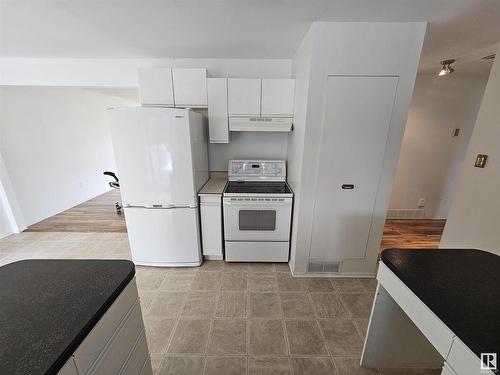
[103,171,119,182]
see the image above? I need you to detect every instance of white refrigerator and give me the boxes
[108,107,208,267]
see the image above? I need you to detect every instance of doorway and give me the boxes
[382,72,490,251]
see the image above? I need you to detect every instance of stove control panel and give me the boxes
[228,160,286,181]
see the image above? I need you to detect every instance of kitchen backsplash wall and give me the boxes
[208,132,288,171]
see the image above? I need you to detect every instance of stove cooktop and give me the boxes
[225,181,292,195]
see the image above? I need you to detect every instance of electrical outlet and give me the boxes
[417,198,425,207]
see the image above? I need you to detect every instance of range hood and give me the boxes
[229,117,293,132]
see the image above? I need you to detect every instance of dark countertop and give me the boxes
[0,259,135,375]
[381,249,500,359]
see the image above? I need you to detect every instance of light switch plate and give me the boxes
[474,154,488,168]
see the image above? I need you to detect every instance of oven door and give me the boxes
[223,197,292,241]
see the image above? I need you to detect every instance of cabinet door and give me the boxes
[57,358,79,375]
[172,68,207,107]
[200,196,223,259]
[309,76,398,269]
[228,78,261,116]
[207,78,229,143]
[261,79,295,117]
[137,67,174,106]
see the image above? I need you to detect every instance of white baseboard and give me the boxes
[203,255,223,260]
[0,231,13,240]
[292,271,377,278]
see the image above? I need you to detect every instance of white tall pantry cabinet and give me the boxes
[308,76,399,273]
[287,23,426,276]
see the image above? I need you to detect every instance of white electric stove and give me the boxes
[223,160,293,262]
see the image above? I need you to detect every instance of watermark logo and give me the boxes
[481,353,497,371]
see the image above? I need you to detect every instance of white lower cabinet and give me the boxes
[90,302,143,375]
[121,332,151,375]
[58,278,152,375]
[445,337,495,375]
[58,358,79,375]
[199,193,223,260]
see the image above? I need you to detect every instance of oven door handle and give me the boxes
[223,200,291,206]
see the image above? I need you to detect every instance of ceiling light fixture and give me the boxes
[438,59,455,76]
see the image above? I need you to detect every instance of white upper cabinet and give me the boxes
[207,78,229,143]
[138,67,174,107]
[172,68,207,108]
[227,78,261,116]
[261,79,295,117]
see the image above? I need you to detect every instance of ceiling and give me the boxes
[0,0,499,75]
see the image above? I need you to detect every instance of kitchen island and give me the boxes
[0,259,152,375]
[361,249,500,375]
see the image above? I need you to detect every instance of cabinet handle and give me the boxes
[341,184,354,189]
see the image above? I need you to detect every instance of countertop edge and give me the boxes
[46,260,135,374]
[198,177,227,195]
[379,248,500,360]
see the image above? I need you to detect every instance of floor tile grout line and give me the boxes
[282,319,292,358]
[316,308,335,359]
[160,289,189,365]
[337,293,354,320]
[288,355,295,375]
[331,357,341,375]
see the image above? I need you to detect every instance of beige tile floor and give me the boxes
[0,232,441,375]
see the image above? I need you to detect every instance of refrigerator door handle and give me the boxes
[124,204,197,209]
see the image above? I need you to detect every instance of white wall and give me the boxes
[288,22,426,275]
[0,150,25,233]
[0,191,12,238]
[0,58,291,87]
[209,132,288,171]
[0,87,138,227]
[440,47,500,254]
[389,74,488,218]
[287,29,315,271]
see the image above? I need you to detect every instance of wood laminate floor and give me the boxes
[381,219,446,250]
[26,191,446,250]
[26,190,127,233]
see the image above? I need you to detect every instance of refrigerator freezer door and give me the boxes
[109,107,196,207]
[124,207,202,267]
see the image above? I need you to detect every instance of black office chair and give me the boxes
[103,171,122,214]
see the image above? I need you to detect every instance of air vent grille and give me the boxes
[307,260,340,273]
[387,209,424,219]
